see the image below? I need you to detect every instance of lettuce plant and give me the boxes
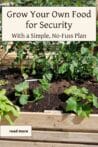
[0,89,20,124]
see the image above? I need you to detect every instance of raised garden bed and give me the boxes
[0,64,98,146]
[0,112,98,147]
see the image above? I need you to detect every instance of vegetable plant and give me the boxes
[6,41,98,80]
[64,86,98,117]
[0,89,20,124]
[15,74,51,104]
[33,74,51,101]
[15,81,29,105]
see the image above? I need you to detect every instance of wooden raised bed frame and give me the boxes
[0,111,98,147]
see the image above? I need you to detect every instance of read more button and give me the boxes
[0,126,32,136]
[9,129,28,133]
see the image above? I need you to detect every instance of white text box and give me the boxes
[0,126,32,136]
[2,7,96,41]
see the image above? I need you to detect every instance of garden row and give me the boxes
[0,41,98,124]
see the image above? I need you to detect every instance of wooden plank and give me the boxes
[1,112,98,132]
[0,50,30,66]
[1,131,98,144]
[0,49,56,66]
[97,0,98,19]
[0,140,97,147]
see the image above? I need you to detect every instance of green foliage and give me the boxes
[64,86,98,117]
[0,89,20,124]
[55,42,97,80]
[51,42,98,80]
[15,78,50,104]
[33,87,44,101]
[15,81,29,105]
[93,67,98,81]
[33,74,50,101]
[11,0,95,6]
[3,41,98,82]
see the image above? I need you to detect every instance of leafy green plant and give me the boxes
[0,89,20,124]
[64,86,98,117]
[15,81,29,105]
[33,74,51,101]
[3,41,98,82]
[56,42,98,80]
[15,73,51,104]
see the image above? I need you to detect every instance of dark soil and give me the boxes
[0,67,98,114]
